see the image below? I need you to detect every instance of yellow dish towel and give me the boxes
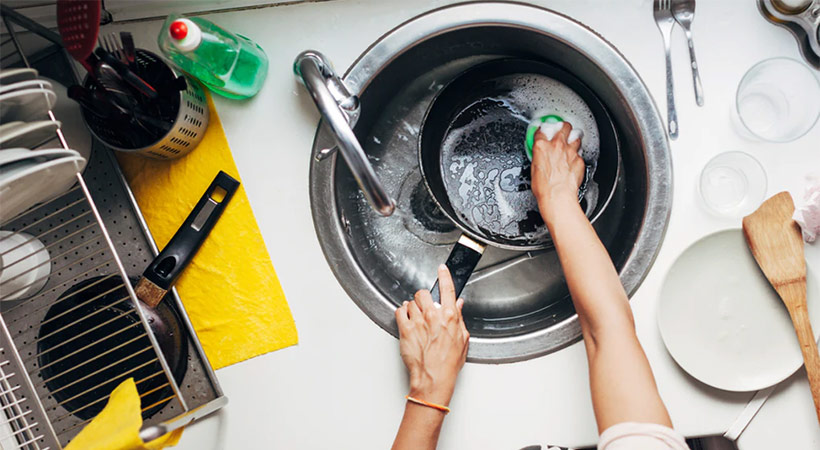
[116,92,297,370]
[65,379,182,450]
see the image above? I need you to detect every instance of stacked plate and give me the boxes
[1,68,87,224]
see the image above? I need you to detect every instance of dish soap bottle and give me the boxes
[158,14,268,99]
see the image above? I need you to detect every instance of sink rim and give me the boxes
[309,2,673,363]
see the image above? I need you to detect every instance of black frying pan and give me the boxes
[37,275,188,420]
[418,59,621,300]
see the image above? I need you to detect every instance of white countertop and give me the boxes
[105,0,820,448]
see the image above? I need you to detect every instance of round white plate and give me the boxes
[0,120,61,149]
[0,79,53,95]
[0,230,50,301]
[0,155,84,222]
[0,88,57,124]
[658,229,820,392]
[0,68,38,86]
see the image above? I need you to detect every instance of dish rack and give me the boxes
[0,5,226,449]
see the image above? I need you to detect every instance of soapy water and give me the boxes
[440,73,601,245]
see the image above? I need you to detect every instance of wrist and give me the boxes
[409,376,455,406]
[538,191,581,225]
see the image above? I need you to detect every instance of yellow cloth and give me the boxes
[116,92,297,369]
[65,379,182,450]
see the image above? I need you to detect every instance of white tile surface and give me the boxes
[100,0,820,448]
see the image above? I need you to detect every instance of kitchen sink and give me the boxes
[307,3,672,363]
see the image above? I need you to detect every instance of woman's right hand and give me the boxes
[395,265,469,407]
[531,122,586,221]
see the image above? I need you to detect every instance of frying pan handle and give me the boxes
[141,172,239,295]
[294,50,395,216]
[431,235,486,302]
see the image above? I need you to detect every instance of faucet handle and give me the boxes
[294,50,396,216]
[295,51,360,129]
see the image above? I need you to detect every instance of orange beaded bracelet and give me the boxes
[405,395,451,414]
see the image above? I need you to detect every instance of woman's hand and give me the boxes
[395,265,469,406]
[531,122,586,220]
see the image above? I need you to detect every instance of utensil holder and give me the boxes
[82,49,209,159]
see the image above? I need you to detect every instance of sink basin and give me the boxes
[308,3,672,363]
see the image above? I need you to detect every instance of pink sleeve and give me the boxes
[598,422,690,450]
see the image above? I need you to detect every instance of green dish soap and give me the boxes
[158,14,268,99]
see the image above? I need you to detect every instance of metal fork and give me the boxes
[99,33,126,64]
[672,0,704,106]
[654,0,678,139]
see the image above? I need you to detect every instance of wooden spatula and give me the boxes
[743,191,820,423]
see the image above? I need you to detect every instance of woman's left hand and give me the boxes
[396,265,470,406]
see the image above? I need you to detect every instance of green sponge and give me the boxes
[525,114,563,161]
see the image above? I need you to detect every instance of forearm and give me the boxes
[391,403,446,450]
[541,194,672,430]
[542,195,634,342]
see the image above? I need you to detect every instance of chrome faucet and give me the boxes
[294,51,396,216]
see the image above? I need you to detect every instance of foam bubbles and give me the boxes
[439,73,601,245]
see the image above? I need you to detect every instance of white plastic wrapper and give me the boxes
[793,178,820,243]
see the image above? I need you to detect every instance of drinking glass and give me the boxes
[734,58,820,142]
[699,151,767,218]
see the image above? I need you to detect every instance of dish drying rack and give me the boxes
[0,5,226,449]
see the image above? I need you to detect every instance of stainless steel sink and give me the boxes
[308,3,672,363]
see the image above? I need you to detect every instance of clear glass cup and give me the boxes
[699,151,768,218]
[734,58,820,142]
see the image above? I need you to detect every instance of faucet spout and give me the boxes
[295,51,396,216]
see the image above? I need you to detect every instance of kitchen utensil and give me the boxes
[734,57,820,142]
[0,230,51,301]
[56,0,101,74]
[0,67,38,85]
[135,171,239,307]
[0,87,57,123]
[70,83,169,135]
[758,0,820,69]
[699,151,767,218]
[0,120,61,149]
[121,31,137,69]
[0,78,53,94]
[0,154,85,223]
[418,58,620,300]
[100,32,126,63]
[742,192,820,423]
[37,275,188,421]
[658,229,820,391]
[654,0,679,139]
[671,0,704,106]
[95,46,158,99]
[82,49,208,159]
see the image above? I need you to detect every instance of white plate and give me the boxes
[0,120,61,149]
[0,230,50,301]
[0,68,38,86]
[32,147,86,172]
[0,88,57,124]
[658,229,820,392]
[0,79,53,95]
[0,155,84,223]
[41,77,92,160]
[0,148,34,166]
[0,148,79,168]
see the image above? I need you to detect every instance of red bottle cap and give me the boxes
[169,20,188,40]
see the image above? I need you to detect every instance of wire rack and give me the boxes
[1,4,226,449]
